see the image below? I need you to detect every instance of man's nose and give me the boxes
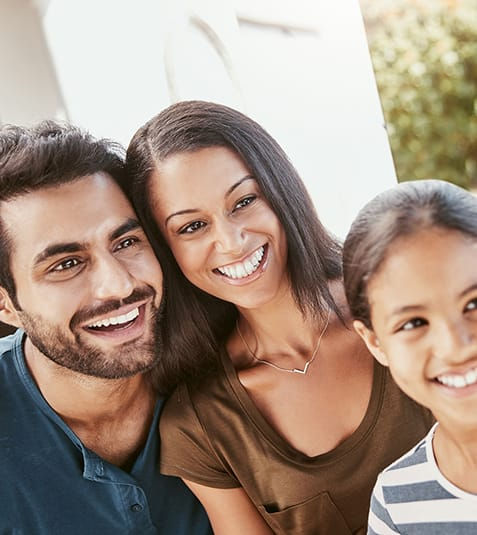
[90,254,135,301]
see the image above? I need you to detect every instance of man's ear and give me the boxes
[353,320,389,367]
[0,287,21,328]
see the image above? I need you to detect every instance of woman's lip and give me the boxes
[213,244,269,285]
[214,244,266,271]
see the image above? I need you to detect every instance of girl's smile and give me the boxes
[358,227,477,429]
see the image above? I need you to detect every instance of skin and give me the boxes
[354,227,477,493]
[150,146,374,533]
[0,173,164,467]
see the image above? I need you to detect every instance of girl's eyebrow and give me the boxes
[387,304,425,318]
[164,175,255,227]
[459,282,477,298]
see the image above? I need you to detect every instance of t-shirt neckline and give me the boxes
[220,347,386,466]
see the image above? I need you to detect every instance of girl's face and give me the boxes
[355,227,477,432]
[149,146,288,310]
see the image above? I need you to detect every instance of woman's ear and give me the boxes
[353,320,389,367]
[0,287,21,328]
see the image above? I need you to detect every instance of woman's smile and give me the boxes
[150,146,288,309]
[214,244,267,282]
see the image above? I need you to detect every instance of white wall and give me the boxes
[3,0,396,237]
[0,0,66,125]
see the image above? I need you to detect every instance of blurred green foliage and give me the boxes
[362,0,477,188]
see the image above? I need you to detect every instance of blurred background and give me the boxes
[0,0,396,240]
[361,0,477,189]
[1,1,475,338]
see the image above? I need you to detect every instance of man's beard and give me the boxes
[18,286,164,379]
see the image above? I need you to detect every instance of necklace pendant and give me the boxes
[293,361,310,375]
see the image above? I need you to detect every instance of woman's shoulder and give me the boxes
[160,356,236,430]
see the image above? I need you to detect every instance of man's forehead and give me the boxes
[1,175,138,259]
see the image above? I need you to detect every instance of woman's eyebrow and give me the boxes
[165,176,255,226]
[224,175,255,198]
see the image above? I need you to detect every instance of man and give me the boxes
[0,122,211,534]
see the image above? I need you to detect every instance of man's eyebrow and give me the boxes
[33,242,86,267]
[33,219,141,267]
[109,218,141,241]
[164,176,255,226]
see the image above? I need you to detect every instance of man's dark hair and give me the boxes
[0,121,125,307]
[126,100,343,392]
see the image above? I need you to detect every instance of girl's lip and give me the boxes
[432,377,477,399]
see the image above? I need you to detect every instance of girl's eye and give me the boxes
[115,237,138,251]
[233,195,256,212]
[399,317,427,332]
[178,221,206,234]
[51,258,81,272]
[464,298,477,313]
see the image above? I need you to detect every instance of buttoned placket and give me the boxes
[82,449,157,534]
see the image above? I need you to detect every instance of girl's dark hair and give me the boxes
[343,179,477,329]
[126,100,342,392]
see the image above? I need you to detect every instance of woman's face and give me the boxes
[356,227,477,433]
[149,146,288,310]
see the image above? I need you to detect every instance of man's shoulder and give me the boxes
[0,331,21,372]
[0,330,19,359]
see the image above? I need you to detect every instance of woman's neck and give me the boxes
[232,282,339,368]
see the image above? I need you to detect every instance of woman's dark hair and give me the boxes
[126,100,342,392]
[343,179,477,329]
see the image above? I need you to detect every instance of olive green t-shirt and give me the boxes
[159,350,433,535]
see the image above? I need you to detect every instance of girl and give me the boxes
[126,101,432,535]
[343,179,477,533]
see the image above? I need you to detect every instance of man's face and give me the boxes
[0,173,164,379]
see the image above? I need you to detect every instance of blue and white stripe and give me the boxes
[368,424,477,534]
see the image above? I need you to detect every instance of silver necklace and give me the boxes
[236,309,331,375]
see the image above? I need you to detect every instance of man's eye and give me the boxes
[115,237,138,251]
[233,195,256,212]
[52,258,81,272]
[399,318,427,332]
[178,221,206,234]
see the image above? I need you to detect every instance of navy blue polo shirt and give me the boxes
[0,330,212,535]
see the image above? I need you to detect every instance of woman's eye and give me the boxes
[115,237,138,251]
[233,195,256,211]
[52,258,81,272]
[399,317,427,332]
[179,221,206,234]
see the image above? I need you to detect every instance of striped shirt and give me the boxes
[368,423,477,534]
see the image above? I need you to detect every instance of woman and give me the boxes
[125,101,433,535]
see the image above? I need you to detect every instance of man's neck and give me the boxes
[23,337,157,467]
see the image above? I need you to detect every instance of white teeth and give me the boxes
[88,307,139,329]
[436,367,477,388]
[216,246,265,279]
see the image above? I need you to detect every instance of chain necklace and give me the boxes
[236,309,331,375]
